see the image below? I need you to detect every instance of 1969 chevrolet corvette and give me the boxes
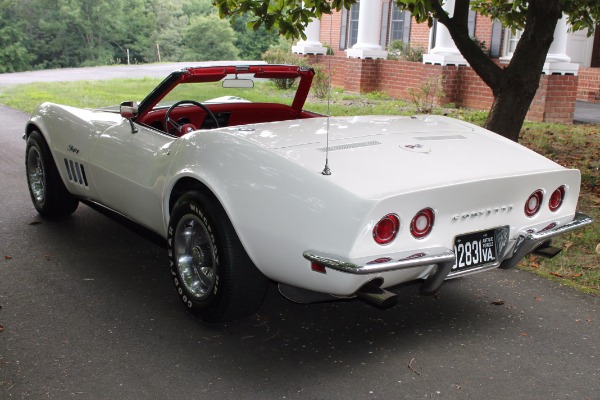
[25,64,592,322]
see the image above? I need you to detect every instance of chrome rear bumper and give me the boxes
[499,211,593,270]
[303,212,592,295]
[303,247,456,275]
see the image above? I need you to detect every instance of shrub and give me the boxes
[386,41,424,62]
[408,76,445,113]
[311,64,330,99]
[261,40,307,90]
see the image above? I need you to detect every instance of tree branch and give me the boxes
[435,0,502,89]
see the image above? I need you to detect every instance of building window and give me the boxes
[390,4,407,42]
[348,3,360,47]
[504,29,523,57]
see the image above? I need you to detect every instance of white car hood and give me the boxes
[225,115,565,198]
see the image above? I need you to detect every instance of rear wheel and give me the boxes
[25,130,78,217]
[168,191,268,322]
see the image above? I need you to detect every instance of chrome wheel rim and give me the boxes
[173,214,216,300]
[27,146,45,204]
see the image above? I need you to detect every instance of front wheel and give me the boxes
[25,130,79,217]
[168,191,268,322]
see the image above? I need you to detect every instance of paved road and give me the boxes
[0,68,599,399]
[574,100,600,124]
[0,62,265,87]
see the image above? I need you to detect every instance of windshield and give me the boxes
[136,65,314,120]
[154,74,298,109]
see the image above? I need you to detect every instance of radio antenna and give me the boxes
[321,12,333,176]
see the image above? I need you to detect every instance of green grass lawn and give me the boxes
[1,78,597,294]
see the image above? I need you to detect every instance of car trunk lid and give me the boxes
[226,115,564,199]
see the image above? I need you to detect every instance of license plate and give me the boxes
[453,229,497,271]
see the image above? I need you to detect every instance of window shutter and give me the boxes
[468,10,476,37]
[489,19,502,58]
[380,1,390,48]
[403,11,411,44]
[430,20,437,51]
[340,7,348,50]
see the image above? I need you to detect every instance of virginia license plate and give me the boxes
[453,229,497,271]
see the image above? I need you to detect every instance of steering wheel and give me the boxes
[164,100,220,135]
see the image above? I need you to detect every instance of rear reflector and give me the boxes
[311,262,327,274]
[366,257,393,265]
[539,222,558,232]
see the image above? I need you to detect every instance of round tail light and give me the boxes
[410,208,435,239]
[525,190,544,217]
[549,185,566,212]
[373,214,400,245]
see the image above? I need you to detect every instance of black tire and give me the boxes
[167,191,268,322]
[25,130,79,217]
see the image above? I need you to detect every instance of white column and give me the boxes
[292,18,327,55]
[543,15,579,75]
[422,0,468,66]
[346,0,387,59]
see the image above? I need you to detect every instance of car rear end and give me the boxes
[272,116,592,297]
[222,115,592,300]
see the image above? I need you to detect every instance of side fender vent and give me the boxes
[316,140,381,152]
[64,158,89,187]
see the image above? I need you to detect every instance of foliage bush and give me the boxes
[310,64,330,99]
[183,15,239,61]
[408,75,445,113]
[261,40,307,90]
[471,36,488,55]
[0,0,280,72]
[386,41,425,62]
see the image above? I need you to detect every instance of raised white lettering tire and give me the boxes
[168,191,268,322]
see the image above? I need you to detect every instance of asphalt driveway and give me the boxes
[0,66,599,399]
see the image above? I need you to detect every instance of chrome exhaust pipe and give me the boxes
[356,281,397,308]
[532,240,562,259]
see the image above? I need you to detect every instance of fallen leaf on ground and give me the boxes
[595,243,600,254]
[491,300,505,306]
[4,256,12,260]
[564,241,574,251]
[520,332,529,337]
[550,272,564,278]
[0,325,3,332]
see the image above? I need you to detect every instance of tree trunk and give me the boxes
[484,73,540,142]
[439,0,563,142]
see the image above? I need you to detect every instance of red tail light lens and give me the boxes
[373,214,400,245]
[549,185,566,212]
[525,190,544,217]
[410,208,435,239]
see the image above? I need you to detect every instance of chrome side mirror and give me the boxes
[120,101,139,133]
[120,101,139,119]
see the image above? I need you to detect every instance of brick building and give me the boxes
[292,0,600,123]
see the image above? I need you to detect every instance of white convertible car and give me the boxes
[25,64,592,322]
